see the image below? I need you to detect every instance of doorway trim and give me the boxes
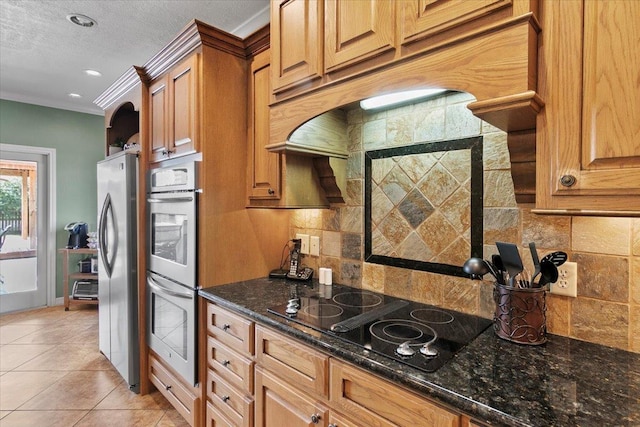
[0,143,57,306]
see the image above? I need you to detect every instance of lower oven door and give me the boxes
[147,271,197,385]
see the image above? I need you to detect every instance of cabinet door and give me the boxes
[248,50,281,202]
[538,0,640,211]
[149,76,169,162]
[169,54,199,158]
[324,0,395,73]
[400,0,513,45]
[255,368,329,427]
[329,360,460,427]
[271,0,323,93]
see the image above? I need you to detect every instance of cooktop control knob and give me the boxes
[285,298,299,315]
[420,342,438,357]
[396,341,416,357]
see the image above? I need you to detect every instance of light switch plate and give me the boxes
[310,236,320,257]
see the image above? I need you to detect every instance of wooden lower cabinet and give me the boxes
[205,401,235,427]
[204,303,255,427]
[255,367,329,427]
[201,303,483,427]
[149,353,201,427]
[329,360,460,427]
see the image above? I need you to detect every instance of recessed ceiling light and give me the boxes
[68,93,82,98]
[84,69,102,77]
[66,13,97,28]
[360,88,448,110]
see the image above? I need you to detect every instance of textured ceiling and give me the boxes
[0,0,270,115]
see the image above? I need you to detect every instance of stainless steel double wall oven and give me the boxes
[146,161,199,385]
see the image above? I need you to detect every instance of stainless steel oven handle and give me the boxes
[147,276,194,299]
[147,196,194,203]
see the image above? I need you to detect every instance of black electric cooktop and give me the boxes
[267,286,492,373]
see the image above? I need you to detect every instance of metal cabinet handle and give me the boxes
[268,188,275,195]
[222,323,231,331]
[165,384,172,391]
[222,359,230,367]
[221,395,230,403]
[329,424,337,427]
[310,414,321,424]
[161,148,175,156]
[560,174,576,187]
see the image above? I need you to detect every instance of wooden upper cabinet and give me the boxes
[169,55,199,158]
[324,0,395,73]
[400,0,514,45]
[149,54,199,163]
[580,0,640,173]
[248,49,281,203]
[149,78,168,161]
[537,0,640,212]
[271,0,323,94]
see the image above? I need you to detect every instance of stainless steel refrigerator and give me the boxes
[97,151,139,393]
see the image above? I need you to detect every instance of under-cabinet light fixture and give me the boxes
[360,88,448,110]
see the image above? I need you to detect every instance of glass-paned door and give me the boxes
[0,151,48,313]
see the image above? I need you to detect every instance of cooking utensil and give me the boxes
[537,259,559,288]
[492,254,506,284]
[541,251,568,267]
[463,257,489,280]
[496,242,524,287]
[529,242,541,285]
[463,257,503,283]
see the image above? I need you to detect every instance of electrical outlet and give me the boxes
[310,236,320,257]
[296,233,310,255]
[551,261,577,297]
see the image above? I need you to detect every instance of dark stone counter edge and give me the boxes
[199,290,527,427]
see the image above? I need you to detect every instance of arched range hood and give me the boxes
[266,13,542,206]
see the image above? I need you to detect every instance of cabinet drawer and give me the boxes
[330,360,460,427]
[329,411,361,427]
[149,354,200,427]
[206,401,235,427]
[256,325,329,398]
[207,303,254,356]
[207,336,254,395]
[206,369,254,427]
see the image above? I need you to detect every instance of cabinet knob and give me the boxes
[310,414,321,424]
[560,174,577,187]
[221,395,230,403]
[222,359,230,367]
[268,188,275,195]
[222,323,231,331]
[329,424,337,427]
[165,384,172,391]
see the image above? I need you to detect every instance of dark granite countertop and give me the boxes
[199,277,640,427]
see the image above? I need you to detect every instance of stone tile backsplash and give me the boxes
[290,92,639,353]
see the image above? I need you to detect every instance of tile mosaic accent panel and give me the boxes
[364,137,483,277]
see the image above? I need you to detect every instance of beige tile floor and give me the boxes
[0,305,189,427]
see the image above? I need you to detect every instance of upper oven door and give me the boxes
[147,191,197,288]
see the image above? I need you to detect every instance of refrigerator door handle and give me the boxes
[147,276,194,299]
[98,193,116,278]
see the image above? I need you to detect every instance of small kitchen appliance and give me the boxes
[64,222,88,249]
